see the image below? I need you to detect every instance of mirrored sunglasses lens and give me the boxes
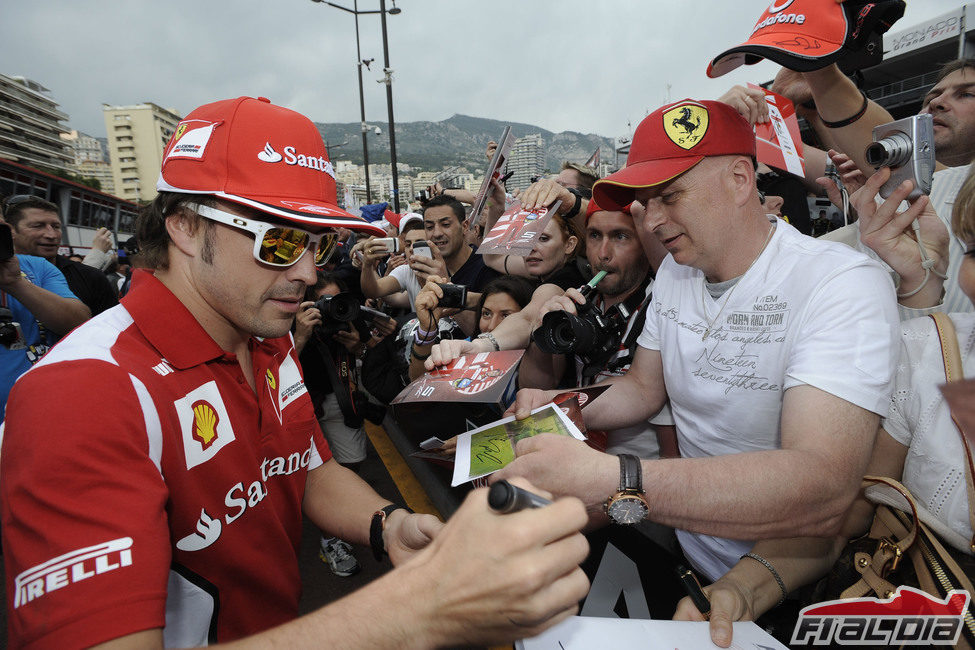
[314,233,338,266]
[260,228,310,266]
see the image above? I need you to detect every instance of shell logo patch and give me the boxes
[176,381,236,470]
[266,369,276,390]
[663,104,709,150]
[191,400,219,449]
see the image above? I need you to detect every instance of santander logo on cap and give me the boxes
[257,142,336,179]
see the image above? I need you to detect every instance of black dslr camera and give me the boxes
[311,292,388,426]
[314,292,389,341]
[0,222,13,261]
[0,307,26,350]
[0,225,26,349]
[533,282,628,357]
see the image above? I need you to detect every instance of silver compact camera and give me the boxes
[864,114,935,200]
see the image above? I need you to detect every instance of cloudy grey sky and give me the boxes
[1,1,966,142]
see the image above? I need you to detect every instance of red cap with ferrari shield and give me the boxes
[157,96,384,236]
[592,99,756,212]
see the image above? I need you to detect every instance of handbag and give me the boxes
[808,313,975,648]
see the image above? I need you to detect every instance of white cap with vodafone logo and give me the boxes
[157,96,384,236]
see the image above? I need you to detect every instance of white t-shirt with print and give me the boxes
[637,219,899,581]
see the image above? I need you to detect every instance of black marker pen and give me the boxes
[676,564,711,620]
[488,480,552,513]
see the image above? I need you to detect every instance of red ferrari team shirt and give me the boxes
[1,271,331,648]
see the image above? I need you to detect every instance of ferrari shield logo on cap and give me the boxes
[164,119,220,162]
[663,103,710,150]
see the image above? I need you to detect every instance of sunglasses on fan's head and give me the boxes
[192,204,338,267]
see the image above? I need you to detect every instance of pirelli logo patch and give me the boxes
[14,537,133,608]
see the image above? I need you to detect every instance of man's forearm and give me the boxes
[517,343,565,390]
[5,278,90,335]
[241,564,443,649]
[359,264,385,299]
[303,460,391,546]
[803,65,894,174]
[640,449,859,539]
[578,373,662,432]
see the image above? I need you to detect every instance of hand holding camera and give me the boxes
[361,237,397,268]
[408,240,449,285]
[0,227,24,291]
[850,166,949,304]
[864,114,935,200]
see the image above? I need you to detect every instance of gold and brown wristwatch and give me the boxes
[603,454,650,525]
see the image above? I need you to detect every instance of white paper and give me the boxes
[450,402,586,487]
[517,616,788,650]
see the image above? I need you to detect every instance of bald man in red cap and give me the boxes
[497,98,900,585]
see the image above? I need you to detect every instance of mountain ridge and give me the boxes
[314,113,616,174]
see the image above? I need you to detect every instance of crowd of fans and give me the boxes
[1,1,974,645]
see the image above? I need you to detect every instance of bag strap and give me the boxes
[841,476,922,600]
[928,313,975,553]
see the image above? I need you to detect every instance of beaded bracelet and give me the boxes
[741,552,788,607]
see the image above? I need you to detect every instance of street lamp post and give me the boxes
[352,2,372,202]
[378,0,401,212]
[313,0,401,209]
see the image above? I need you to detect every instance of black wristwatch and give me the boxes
[370,504,414,561]
[563,187,584,219]
[604,454,650,525]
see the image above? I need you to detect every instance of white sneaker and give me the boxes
[319,537,360,577]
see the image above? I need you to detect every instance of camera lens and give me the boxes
[865,132,912,168]
[318,293,360,322]
[535,310,599,355]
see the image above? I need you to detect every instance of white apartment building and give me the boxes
[103,102,182,202]
[0,74,73,173]
[504,134,545,192]
[61,129,115,194]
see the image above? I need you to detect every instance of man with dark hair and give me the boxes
[796,58,975,316]
[0,197,90,419]
[4,195,118,315]
[421,194,498,291]
[1,96,588,648]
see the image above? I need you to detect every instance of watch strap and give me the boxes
[564,188,584,219]
[618,453,643,493]
[370,504,414,562]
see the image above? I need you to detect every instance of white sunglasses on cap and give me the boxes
[192,204,338,267]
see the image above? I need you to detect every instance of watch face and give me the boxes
[607,495,649,525]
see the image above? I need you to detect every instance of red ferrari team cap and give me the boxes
[592,99,756,212]
[707,0,905,78]
[157,96,384,235]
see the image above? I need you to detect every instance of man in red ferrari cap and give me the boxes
[0,96,589,648]
[496,98,899,585]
